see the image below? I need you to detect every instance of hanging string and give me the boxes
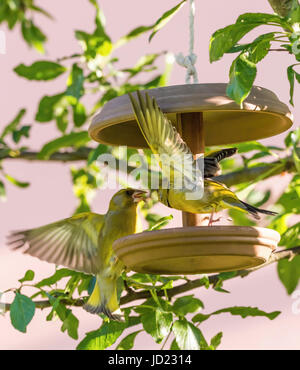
[175,0,199,84]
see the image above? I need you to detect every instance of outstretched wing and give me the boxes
[7,212,105,274]
[129,91,202,188]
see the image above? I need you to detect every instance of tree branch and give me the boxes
[3,246,300,313]
[215,157,294,187]
[0,148,93,162]
[1,148,297,187]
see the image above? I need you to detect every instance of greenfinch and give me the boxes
[8,188,146,320]
[129,91,277,223]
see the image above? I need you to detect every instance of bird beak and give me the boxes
[132,189,148,203]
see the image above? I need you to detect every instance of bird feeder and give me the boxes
[89,83,291,274]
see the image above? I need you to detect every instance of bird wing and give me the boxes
[7,212,105,275]
[129,91,202,188]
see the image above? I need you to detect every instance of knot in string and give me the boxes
[175,52,198,84]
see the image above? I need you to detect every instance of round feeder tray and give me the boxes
[113,226,280,274]
[89,83,293,147]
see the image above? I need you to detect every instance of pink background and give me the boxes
[0,0,300,349]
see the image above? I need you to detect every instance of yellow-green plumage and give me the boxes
[8,189,145,320]
[129,91,277,220]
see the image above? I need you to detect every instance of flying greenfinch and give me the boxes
[8,188,146,320]
[129,91,277,223]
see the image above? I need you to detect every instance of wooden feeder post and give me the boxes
[176,112,206,227]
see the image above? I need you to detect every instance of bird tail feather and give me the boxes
[240,201,278,219]
[83,275,122,321]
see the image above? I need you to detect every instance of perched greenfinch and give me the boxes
[8,188,146,320]
[129,91,277,223]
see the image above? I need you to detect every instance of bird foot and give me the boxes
[208,217,222,226]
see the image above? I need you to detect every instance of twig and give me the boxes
[56,54,82,62]
[3,246,300,313]
[269,49,289,52]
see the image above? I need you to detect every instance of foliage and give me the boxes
[210,1,300,105]
[1,0,300,350]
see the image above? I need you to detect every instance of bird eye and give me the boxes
[126,190,132,196]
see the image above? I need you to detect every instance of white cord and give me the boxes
[175,0,198,84]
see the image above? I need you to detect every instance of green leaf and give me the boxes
[46,294,79,339]
[72,102,87,127]
[268,214,290,235]
[276,175,300,214]
[116,330,142,350]
[210,24,256,62]
[278,255,300,295]
[117,25,154,47]
[66,64,84,100]
[135,306,173,343]
[269,0,296,17]
[236,12,285,26]
[77,321,126,350]
[10,293,35,333]
[147,215,173,230]
[149,0,187,42]
[210,13,285,63]
[75,3,112,59]
[35,268,78,288]
[56,109,68,133]
[19,270,35,283]
[14,61,66,81]
[247,33,274,64]
[234,141,269,153]
[21,19,46,53]
[0,180,6,200]
[227,53,257,105]
[191,313,210,324]
[210,332,223,350]
[38,131,90,160]
[123,53,164,78]
[280,223,300,248]
[35,93,65,122]
[192,306,280,323]
[5,174,29,188]
[28,5,54,20]
[287,64,296,106]
[173,295,204,317]
[293,146,300,174]
[61,311,79,340]
[76,30,112,58]
[246,189,271,208]
[285,128,300,147]
[172,319,208,350]
[213,306,280,320]
[170,339,180,350]
[1,109,26,139]
[12,125,31,144]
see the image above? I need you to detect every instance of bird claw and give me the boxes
[208,217,222,226]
